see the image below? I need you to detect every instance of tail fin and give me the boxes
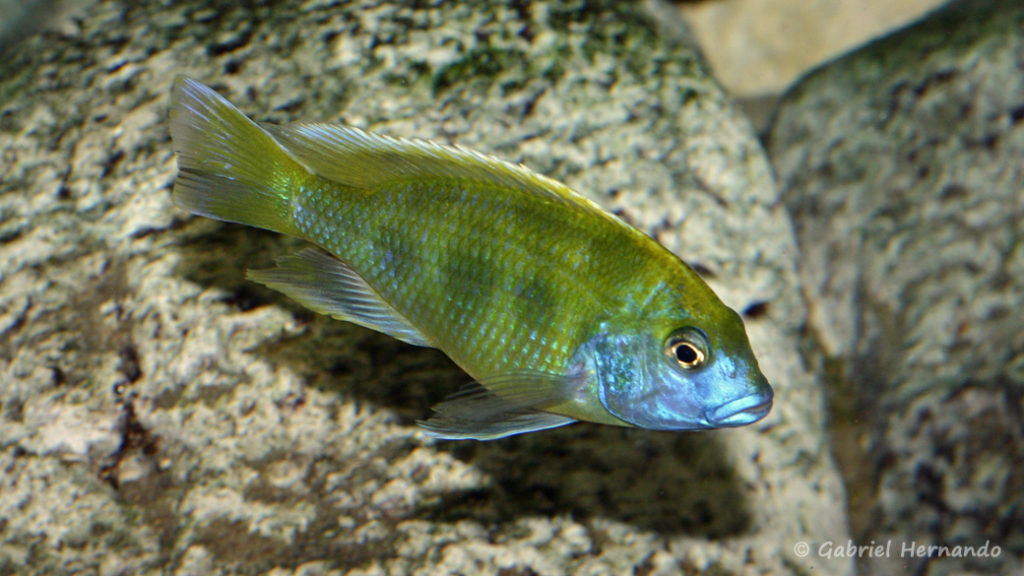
[169,76,303,236]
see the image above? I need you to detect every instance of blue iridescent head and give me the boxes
[592,306,773,431]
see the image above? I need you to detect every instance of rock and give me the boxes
[677,0,945,97]
[0,1,848,574]
[768,1,1024,575]
[0,0,83,55]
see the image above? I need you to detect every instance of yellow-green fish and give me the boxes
[169,77,773,440]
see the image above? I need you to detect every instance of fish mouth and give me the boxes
[707,391,774,427]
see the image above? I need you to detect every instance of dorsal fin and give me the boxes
[261,122,611,215]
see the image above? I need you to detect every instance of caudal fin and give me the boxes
[169,76,303,236]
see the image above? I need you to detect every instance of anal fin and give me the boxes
[247,247,431,347]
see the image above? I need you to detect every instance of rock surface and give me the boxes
[769,1,1024,575]
[678,0,945,97]
[0,1,846,575]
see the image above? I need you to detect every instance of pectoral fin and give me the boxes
[417,371,581,440]
[247,247,431,347]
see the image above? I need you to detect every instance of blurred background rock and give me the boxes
[676,0,945,98]
[0,0,89,55]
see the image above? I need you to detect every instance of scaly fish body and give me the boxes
[170,77,773,439]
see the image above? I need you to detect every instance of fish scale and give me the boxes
[169,77,774,440]
[304,181,595,370]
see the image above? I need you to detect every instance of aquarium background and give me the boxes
[0,1,1020,575]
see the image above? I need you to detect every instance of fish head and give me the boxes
[592,306,773,431]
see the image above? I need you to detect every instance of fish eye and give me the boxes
[665,328,708,370]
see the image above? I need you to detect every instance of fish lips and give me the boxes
[706,387,774,427]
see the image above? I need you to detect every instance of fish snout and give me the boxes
[706,387,774,427]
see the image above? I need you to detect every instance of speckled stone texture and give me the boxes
[769,1,1024,575]
[0,1,848,574]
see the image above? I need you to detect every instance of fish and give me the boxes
[168,76,774,440]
